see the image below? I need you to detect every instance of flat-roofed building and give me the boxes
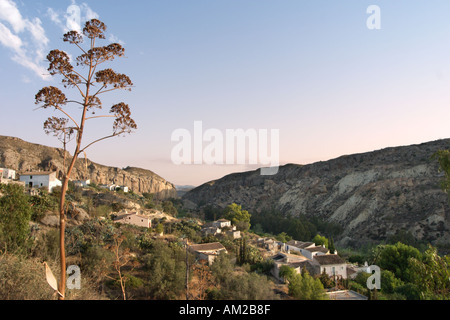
[19,171,62,193]
[189,242,227,265]
[114,212,151,228]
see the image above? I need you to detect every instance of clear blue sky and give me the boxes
[1,0,450,186]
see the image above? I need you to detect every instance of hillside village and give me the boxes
[0,162,449,301]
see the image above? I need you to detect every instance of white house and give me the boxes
[303,246,329,260]
[100,184,128,193]
[0,168,16,180]
[113,212,151,228]
[202,219,241,239]
[270,252,315,281]
[314,254,348,279]
[100,184,117,191]
[284,240,330,259]
[202,226,222,236]
[189,242,227,265]
[213,219,232,229]
[19,171,62,192]
[72,179,90,187]
[285,240,314,254]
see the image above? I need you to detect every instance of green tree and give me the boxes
[0,184,32,252]
[275,232,291,243]
[214,272,277,300]
[224,203,251,231]
[141,240,188,299]
[29,191,57,221]
[288,270,328,300]
[279,265,327,300]
[328,237,336,254]
[154,223,164,235]
[409,245,450,299]
[210,251,234,284]
[312,234,328,248]
[380,270,404,294]
[35,19,137,299]
[318,269,335,289]
[162,200,178,217]
[279,265,297,283]
[374,242,422,283]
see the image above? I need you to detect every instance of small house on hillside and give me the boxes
[189,242,227,265]
[303,246,329,260]
[284,240,330,259]
[314,254,348,279]
[271,252,316,282]
[0,168,16,180]
[114,212,151,228]
[213,219,232,229]
[202,225,222,237]
[19,171,62,193]
[100,184,129,193]
[72,179,90,187]
[285,240,315,253]
[201,219,241,239]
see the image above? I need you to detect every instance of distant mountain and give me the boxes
[183,139,450,248]
[175,185,196,197]
[0,135,177,199]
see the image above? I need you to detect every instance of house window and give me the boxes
[30,176,33,179]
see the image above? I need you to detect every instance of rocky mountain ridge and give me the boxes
[183,139,450,248]
[0,135,177,199]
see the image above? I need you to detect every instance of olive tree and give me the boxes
[34,19,136,299]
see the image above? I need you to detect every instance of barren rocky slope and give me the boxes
[0,135,176,199]
[183,139,450,248]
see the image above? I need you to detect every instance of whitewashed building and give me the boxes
[314,254,348,279]
[19,171,62,192]
[72,179,91,187]
[284,240,329,259]
[213,219,232,229]
[189,242,227,265]
[202,219,241,239]
[0,168,16,180]
[113,212,151,228]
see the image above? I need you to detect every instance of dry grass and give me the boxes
[0,252,108,300]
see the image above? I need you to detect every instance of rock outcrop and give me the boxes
[183,139,450,248]
[0,135,177,199]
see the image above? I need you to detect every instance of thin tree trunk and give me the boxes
[58,42,93,300]
[58,154,80,300]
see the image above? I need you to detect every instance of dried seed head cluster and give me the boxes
[35,18,136,142]
[35,86,68,109]
[96,68,133,90]
[83,19,106,39]
[110,103,137,135]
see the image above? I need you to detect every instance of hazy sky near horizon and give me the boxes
[1,0,450,186]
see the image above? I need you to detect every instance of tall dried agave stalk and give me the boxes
[35,19,137,300]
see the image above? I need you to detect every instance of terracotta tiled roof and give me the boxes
[114,212,150,220]
[314,254,345,265]
[286,240,315,249]
[21,171,55,176]
[189,242,226,252]
[305,246,329,253]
